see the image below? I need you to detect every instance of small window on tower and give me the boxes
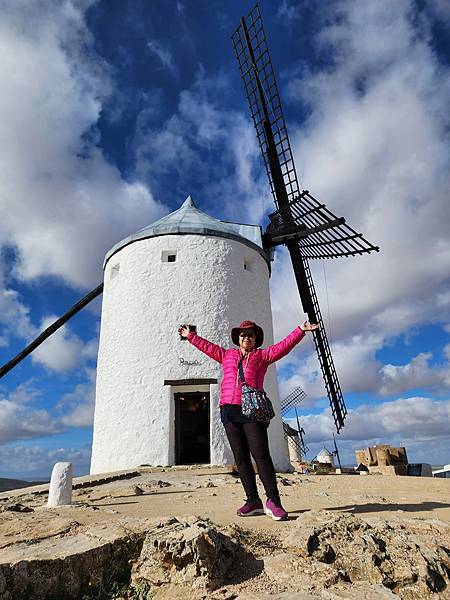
[110,263,120,280]
[162,250,177,263]
[244,259,252,272]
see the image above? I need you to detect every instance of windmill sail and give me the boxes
[281,387,310,457]
[231,4,379,260]
[333,433,342,470]
[297,416,309,456]
[232,4,379,432]
[280,386,306,414]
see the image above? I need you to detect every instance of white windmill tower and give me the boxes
[90,196,291,474]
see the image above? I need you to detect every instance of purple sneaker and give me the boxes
[236,498,264,517]
[265,499,288,521]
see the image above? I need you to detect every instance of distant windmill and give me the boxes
[231,4,379,433]
[281,386,309,460]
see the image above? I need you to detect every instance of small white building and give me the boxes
[90,197,291,474]
[315,448,335,467]
[433,464,450,478]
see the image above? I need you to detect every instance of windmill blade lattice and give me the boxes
[298,425,309,456]
[231,5,379,260]
[281,386,310,457]
[280,386,306,416]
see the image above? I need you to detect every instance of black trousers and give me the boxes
[224,421,280,504]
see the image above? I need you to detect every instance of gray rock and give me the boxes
[237,593,316,599]
[278,478,294,487]
[131,516,237,593]
[1,502,33,513]
[281,509,450,598]
[263,551,339,590]
[147,479,172,489]
[321,582,396,598]
[0,522,146,599]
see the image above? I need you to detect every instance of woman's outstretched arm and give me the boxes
[261,321,319,364]
[178,324,226,363]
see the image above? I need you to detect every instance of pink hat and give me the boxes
[231,320,264,348]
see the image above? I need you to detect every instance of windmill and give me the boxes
[231,4,379,433]
[1,4,378,444]
[281,386,309,461]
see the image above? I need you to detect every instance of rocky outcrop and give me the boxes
[278,510,450,599]
[0,509,449,599]
[0,522,146,600]
[131,517,237,593]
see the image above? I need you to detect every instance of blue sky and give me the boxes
[0,0,449,478]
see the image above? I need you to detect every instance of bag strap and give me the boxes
[237,357,247,385]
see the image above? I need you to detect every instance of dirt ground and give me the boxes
[2,466,449,544]
[84,468,450,529]
[1,467,450,599]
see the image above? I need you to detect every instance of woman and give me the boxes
[178,319,318,521]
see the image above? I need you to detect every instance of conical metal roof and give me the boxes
[317,448,333,458]
[104,196,269,268]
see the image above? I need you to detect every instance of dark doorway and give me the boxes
[175,391,210,465]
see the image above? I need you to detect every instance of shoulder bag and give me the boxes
[238,358,275,423]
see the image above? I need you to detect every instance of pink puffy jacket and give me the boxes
[187,327,305,406]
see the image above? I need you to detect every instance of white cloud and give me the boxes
[277,1,301,21]
[289,396,450,465]
[278,330,450,402]
[146,40,176,73]
[0,443,91,479]
[380,352,450,395]
[57,368,96,427]
[0,261,35,348]
[283,0,450,339]
[133,70,271,225]
[270,0,450,402]
[0,383,61,443]
[294,397,450,443]
[278,330,383,401]
[0,373,96,444]
[30,315,87,373]
[0,0,166,292]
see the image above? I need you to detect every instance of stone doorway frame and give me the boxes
[165,380,217,466]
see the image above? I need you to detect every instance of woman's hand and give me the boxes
[301,321,319,332]
[178,324,190,338]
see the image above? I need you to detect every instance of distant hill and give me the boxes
[0,478,47,493]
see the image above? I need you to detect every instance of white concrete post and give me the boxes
[47,462,73,507]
